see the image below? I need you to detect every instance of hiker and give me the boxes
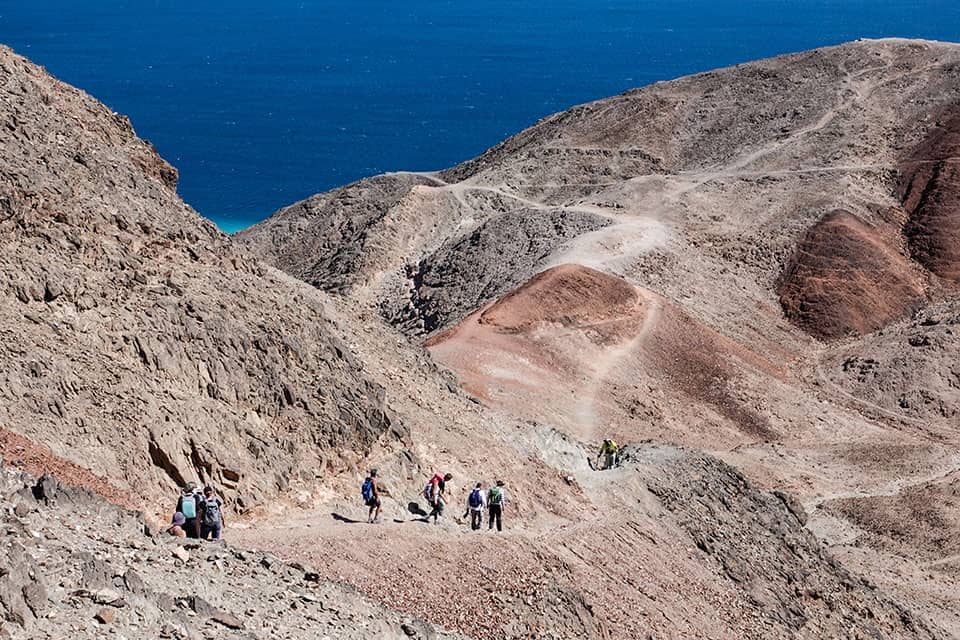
[199,485,225,541]
[176,482,201,538]
[487,480,506,532]
[596,438,620,470]
[362,469,384,524]
[167,512,187,538]
[465,482,486,530]
[425,472,453,523]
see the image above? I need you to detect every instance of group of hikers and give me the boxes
[359,438,620,529]
[361,469,508,530]
[166,482,225,540]
[163,438,619,537]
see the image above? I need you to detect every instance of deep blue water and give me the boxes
[3,2,960,232]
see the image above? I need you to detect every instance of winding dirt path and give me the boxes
[575,293,662,441]
[806,456,960,510]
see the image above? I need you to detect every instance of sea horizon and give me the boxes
[4,1,960,232]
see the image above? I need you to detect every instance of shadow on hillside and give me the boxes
[331,512,363,524]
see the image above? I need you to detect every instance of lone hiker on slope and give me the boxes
[596,438,620,470]
[426,472,453,523]
[362,469,385,524]
[487,480,506,532]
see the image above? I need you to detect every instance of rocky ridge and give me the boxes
[0,45,403,511]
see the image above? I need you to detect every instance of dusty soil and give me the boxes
[5,37,960,639]
[239,38,960,637]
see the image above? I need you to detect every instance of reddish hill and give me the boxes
[429,264,784,447]
[476,263,643,342]
[777,210,926,340]
[899,111,960,282]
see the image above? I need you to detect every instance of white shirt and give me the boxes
[468,488,487,511]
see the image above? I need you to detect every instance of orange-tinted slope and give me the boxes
[429,264,783,446]
[778,210,926,340]
[476,263,644,342]
[899,110,960,282]
[425,264,647,422]
[642,303,783,440]
[0,426,136,508]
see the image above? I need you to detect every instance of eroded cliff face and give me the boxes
[0,46,404,510]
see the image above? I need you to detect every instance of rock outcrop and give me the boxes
[393,209,610,333]
[639,446,944,639]
[0,462,461,639]
[0,46,403,509]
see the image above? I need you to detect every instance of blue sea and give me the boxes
[3,1,960,232]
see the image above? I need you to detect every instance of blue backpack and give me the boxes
[361,478,374,502]
[468,488,483,508]
[180,494,197,519]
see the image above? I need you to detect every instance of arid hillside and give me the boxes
[0,462,462,639]
[0,45,404,512]
[3,38,960,639]
[239,38,960,637]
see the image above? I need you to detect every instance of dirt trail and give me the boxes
[575,294,662,441]
[806,456,960,509]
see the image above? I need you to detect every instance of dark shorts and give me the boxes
[366,497,381,508]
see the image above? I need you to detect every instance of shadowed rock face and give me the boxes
[641,447,944,639]
[899,111,960,282]
[777,211,926,340]
[392,209,609,334]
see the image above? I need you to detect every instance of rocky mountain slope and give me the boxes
[0,462,460,639]
[239,38,960,636]
[4,37,960,639]
[234,438,948,640]
[0,46,403,511]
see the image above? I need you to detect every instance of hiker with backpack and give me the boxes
[596,438,620,470]
[199,485,225,541]
[361,469,384,524]
[424,472,453,523]
[465,482,486,530]
[487,480,506,532]
[175,482,202,539]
